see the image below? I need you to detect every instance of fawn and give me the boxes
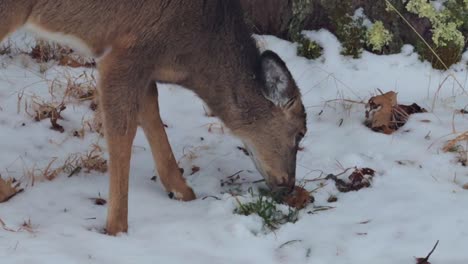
[0,0,307,235]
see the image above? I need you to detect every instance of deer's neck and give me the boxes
[178,0,273,131]
[187,66,271,131]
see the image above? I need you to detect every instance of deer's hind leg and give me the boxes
[98,48,151,235]
[139,82,196,201]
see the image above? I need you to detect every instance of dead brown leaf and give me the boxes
[190,166,200,175]
[0,177,23,202]
[282,186,312,209]
[90,197,107,206]
[365,91,426,134]
[365,91,397,134]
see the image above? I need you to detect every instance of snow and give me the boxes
[1,29,467,263]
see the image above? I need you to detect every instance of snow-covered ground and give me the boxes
[0,30,467,264]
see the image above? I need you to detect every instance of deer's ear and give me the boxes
[260,50,299,108]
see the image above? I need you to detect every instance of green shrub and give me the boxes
[296,35,323,59]
[367,21,393,52]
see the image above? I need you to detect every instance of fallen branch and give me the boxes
[415,240,439,264]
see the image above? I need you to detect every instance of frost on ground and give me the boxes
[1,30,468,264]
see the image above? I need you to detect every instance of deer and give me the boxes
[0,0,307,235]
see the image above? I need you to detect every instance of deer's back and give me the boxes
[22,1,247,57]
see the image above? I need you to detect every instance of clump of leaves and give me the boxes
[365,91,427,134]
[296,35,323,60]
[326,167,376,193]
[234,189,299,230]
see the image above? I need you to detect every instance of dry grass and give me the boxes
[0,217,36,233]
[24,97,67,133]
[30,40,70,63]
[179,145,210,164]
[30,40,95,69]
[22,145,107,187]
[23,159,62,186]
[443,131,468,166]
[15,64,100,135]
[63,145,108,176]
[443,131,468,152]
[29,99,66,122]
[63,71,98,103]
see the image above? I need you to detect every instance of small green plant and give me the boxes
[296,35,323,59]
[234,189,299,230]
[366,21,393,52]
[338,18,367,58]
[324,0,367,58]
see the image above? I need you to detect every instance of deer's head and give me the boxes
[236,51,307,194]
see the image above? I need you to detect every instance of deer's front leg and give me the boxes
[99,49,148,235]
[139,82,196,201]
[103,119,136,235]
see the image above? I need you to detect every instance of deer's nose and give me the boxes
[269,175,295,195]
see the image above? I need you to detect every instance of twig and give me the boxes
[227,170,243,179]
[0,218,17,232]
[201,195,221,200]
[416,240,439,264]
[278,240,303,249]
[324,99,366,105]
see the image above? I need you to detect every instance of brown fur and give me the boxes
[0,0,307,235]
